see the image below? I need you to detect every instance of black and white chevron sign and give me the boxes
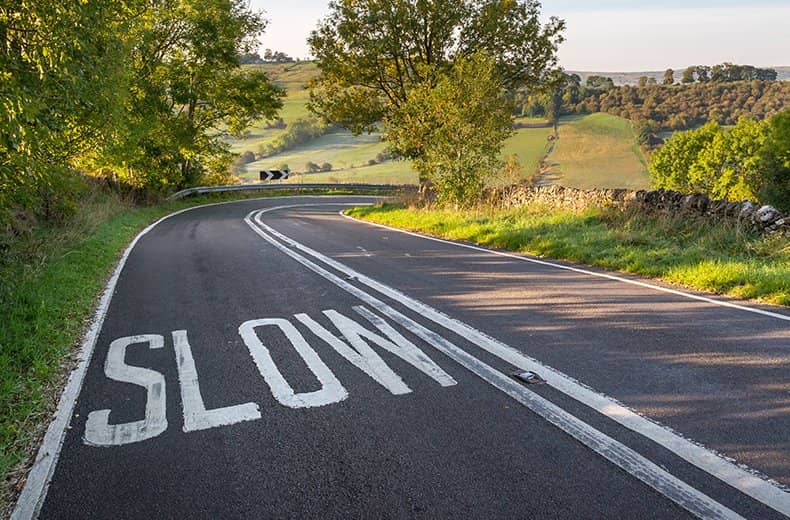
[259,169,289,181]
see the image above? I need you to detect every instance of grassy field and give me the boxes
[241,131,388,178]
[225,62,318,155]
[286,161,418,185]
[546,113,650,190]
[501,122,553,180]
[226,64,646,189]
[347,203,790,306]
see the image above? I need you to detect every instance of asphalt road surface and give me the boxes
[13,196,790,519]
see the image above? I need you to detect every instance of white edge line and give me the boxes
[10,195,378,520]
[339,211,790,322]
[254,203,790,516]
[246,208,744,520]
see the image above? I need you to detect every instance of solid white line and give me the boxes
[339,211,790,322]
[11,206,192,520]
[11,195,378,520]
[246,208,744,519]
[253,203,790,517]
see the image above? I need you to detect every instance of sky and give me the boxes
[251,1,790,71]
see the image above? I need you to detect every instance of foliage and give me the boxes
[759,110,790,211]
[649,110,790,209]
[308,0,564,198]
[513,67,789,133]
[1,0,284,227]
[681,63,778,83]
[385,54,514,205]
[0,1,129,223]
[259,117,335,157]
[87,0,284,191]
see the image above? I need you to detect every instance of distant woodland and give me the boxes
[514,63,790,137]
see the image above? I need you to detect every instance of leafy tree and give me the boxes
[681,67,696,84]
[89,0,284,190]
[308,0,564,195]
[638,76,649,88]
[649,122,720,192]
[649,113,790,205]
[633,120,660,145]
[385,53,514,205]
[695,65,710,82]
[321,162,332,172]
[586,75,615,90]
[759,109,790,211]
[663,69,674,85]
[1,1,129,221]
[690,118,766,200]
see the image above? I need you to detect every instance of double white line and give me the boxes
[246,203,790,520]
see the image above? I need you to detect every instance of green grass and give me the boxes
[285,161,418,185]
[546,113,650,189]
[501,124,553,180]
[241,131,387,176]
[347,203,790,306]
[0,185,395,514]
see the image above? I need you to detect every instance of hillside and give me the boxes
[542,114,649,190]
[226,62,653,189]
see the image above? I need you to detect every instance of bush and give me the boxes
[305,162,320,173]
[321,163,332,172]
[649,109,790,207]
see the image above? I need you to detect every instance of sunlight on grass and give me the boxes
[348,204,790,306]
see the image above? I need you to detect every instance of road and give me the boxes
[13,196,790,519]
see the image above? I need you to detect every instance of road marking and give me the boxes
[83,335,168,447]
[251,203,790,517]
[239,318,348,408]
[340,211,790,323]
[172,330,261,432]
[296,307,456,394]
[246,207,745,520]
[12,195,377,520]
[295,312,412,395]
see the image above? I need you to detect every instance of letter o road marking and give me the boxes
[238,318,348,408]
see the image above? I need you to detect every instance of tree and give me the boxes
[638,76,649,88]
[586,75,615,90]
[663,69,674,85]
[308,0,564,196]
[385,53,514,205]
[1,1,130,222]
[89,0,284,190]
[695,65,710,82]
[649,122,720,192]
[681,67,695,84]
[759,109,790,211]
[690,118,766,200]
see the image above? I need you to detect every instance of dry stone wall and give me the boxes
[490,185,788,236]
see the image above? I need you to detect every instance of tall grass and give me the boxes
[347,203,789,306]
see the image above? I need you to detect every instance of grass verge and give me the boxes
[346,203,790,306]
[0,185,387,514]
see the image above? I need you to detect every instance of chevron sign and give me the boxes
[259,169,289,181]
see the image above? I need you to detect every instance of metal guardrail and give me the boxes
[167,183,416,201]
